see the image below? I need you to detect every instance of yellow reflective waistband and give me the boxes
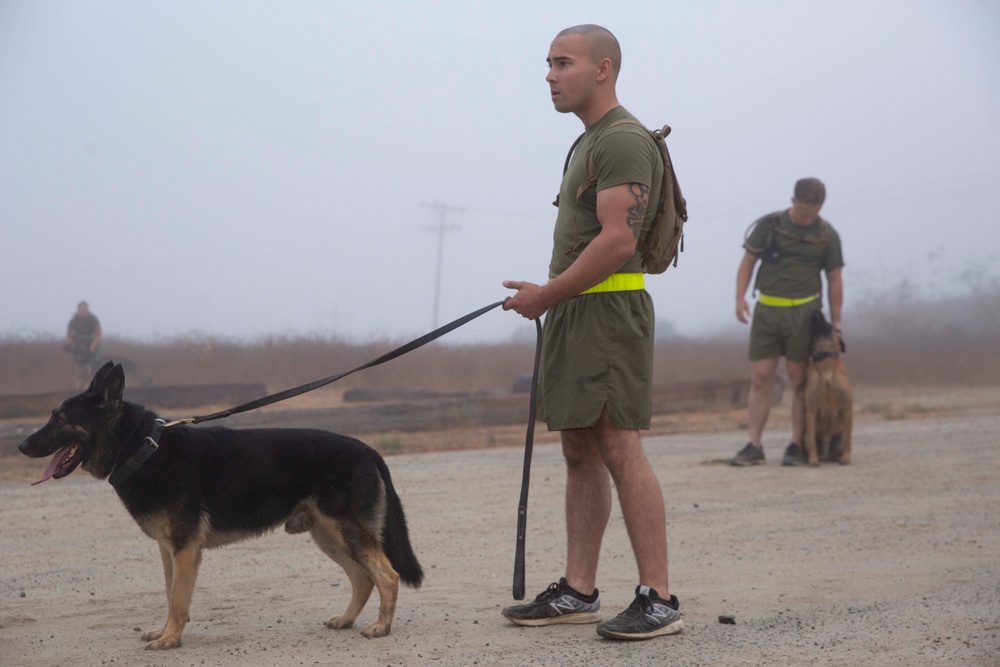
[757,293,820,307]
[580,273,645,295]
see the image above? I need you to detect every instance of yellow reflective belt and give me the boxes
[757,293,819,307]
[580,272,645,295]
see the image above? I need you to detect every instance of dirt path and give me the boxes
[2,406,999,666]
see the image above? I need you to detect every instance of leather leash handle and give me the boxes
[512,317,543,600]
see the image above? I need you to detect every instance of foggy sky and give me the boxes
[2,0,999,345]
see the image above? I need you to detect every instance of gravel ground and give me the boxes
[2,413,999,666]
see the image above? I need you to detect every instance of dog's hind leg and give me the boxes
[309,515,399,637]
[325,557,376,631]
[144,540,203,650]
[353,542,400,638]
[309,515,376,631]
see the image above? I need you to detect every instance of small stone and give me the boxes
[718,615,736,625]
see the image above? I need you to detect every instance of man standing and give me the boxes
[729,178,844,467]
[501,24,682,641]
[66,301,103,388]
[67,300,102,353]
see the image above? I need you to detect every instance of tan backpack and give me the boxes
[557,119,689,273]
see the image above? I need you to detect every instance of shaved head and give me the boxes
[556,24,621,78]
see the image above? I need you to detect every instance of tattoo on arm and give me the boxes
[626,184,650,241]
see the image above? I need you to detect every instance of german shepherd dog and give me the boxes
[18,362,423,649]
[804,310,853,466]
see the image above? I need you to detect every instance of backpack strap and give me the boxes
[552,131,587,207]
[557,118,658,255]
[771,215,829,246]
[743,211,783,256]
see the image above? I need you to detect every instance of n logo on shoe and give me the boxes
[551,597,578,614]
[646,604,670,624]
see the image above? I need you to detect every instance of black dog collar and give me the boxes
[810,351,840,364]
[109,419,165,487]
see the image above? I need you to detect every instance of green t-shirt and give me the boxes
[68,313,100,340]
[745,209,844,298]
[548,106,662,279]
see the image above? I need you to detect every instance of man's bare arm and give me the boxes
[735,251,757,324]
[504,182,646,319]
[826,267,843,330]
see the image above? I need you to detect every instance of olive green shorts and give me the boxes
[537,290,654,431]
[748,301,820,363]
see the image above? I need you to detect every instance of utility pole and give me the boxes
[421,202,462,328]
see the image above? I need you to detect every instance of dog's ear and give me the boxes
[839,334,846,353]
[94,363,126,406]
[88,361,117,393]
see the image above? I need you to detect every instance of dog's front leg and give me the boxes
[804,391,821,466]
[141,543,175,643]
[145,542,202,650]
[839,401,853,465]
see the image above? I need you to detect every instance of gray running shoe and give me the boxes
[501,578,601,626]
[729,442,765,466]
[782,442,806,466]
[596,585,683,640]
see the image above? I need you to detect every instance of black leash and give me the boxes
[187,300,508,425]
[109,300,508,484]
[512,317,542,600]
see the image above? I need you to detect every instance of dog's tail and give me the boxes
[372,453,424,589]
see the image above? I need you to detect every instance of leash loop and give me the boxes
[512,316,543,600]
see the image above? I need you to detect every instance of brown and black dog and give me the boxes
[804,309,853,466]
[19,362,423,649]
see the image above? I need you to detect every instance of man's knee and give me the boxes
[592,429,646,478]
[561,432,600,470]
[750,364,778,390]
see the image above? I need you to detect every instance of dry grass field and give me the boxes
[3,326,999,398]
[3,278,1000,396]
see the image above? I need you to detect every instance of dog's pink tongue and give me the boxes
[31,446,75,486]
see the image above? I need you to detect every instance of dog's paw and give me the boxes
[361,621,391,638]
[325,615,355,630]
[144,634,182,650]
[141,627,165,642]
